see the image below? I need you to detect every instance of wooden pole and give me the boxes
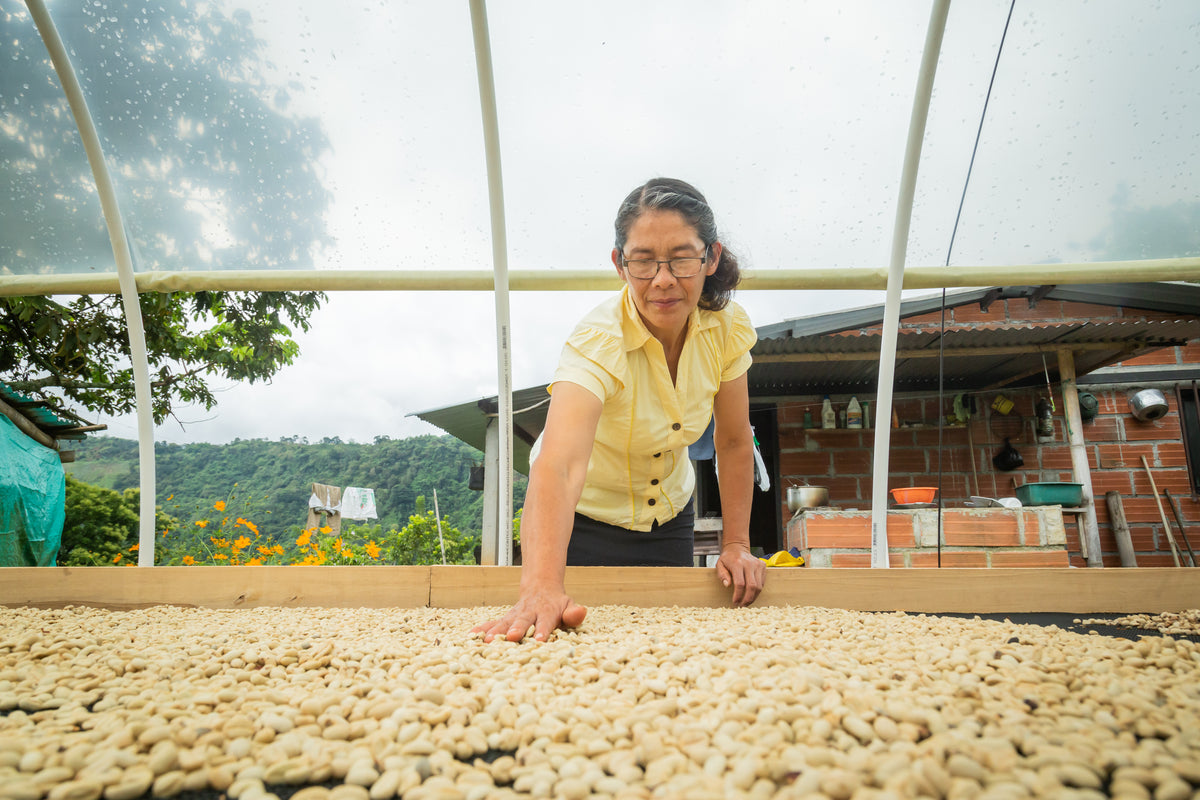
[1141,456,1182,567]
[1105,491,1137,567]
[1056,350,1102,566]
[0,395,57,450]
[1165,490,1197,567]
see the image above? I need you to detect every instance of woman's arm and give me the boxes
[472,382,602,642]
[711,372,766,606]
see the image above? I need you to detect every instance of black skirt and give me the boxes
[565,506,695,566]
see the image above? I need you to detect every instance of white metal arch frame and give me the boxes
[26,0,159,567]
[10,2,1200,567]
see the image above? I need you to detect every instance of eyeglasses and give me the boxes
[620,246,710,280]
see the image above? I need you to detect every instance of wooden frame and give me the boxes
[2,566,1198,613]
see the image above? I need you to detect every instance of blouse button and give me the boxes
[647,498,656,506]
[653,452,661,458]
[671,422,681,431]
[650,479,659,486]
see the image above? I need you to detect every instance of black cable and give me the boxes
[936,0,1017,568]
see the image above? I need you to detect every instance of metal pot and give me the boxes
[1129,388,1168,421]
[787,485,830,512]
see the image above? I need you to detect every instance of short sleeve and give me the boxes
[720,302,758,382]
[551,326,627,402]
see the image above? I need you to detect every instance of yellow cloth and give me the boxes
[760,550,805,567]
[547,286,756,531]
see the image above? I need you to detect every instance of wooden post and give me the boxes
[1105,491,1137,567]
[1056,349,1102,567]
[0,395,57,450]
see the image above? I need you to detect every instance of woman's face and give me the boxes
[611,209,721,346]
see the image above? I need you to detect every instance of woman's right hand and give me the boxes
[472,587,587,643]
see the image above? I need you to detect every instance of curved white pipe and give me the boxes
[26,0,158,567]
[4,256,1198,298]
[869,0,953,569]
[469,0,513,566]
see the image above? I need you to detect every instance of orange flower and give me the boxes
[233,536,252,551]
[195,520,209,528]
[341,549,354,559]
[319,525,332,535]
[112,554,122,563]
[210,537,230,549]
[166,494,174,501]
[365,541,381,559]
[182,556,196,566]
[296,529,313,548]
[213,553,229,561]
[236,518,259,535]
[246,557,263,566]
[257,546,273,556]
[272,544,285,555]
[334,538,344,553]
[129,544,140,552]
[214,500,226,512]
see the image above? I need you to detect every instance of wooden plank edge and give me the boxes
[2,566,1198,613]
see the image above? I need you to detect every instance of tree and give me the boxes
[389,501,477,566]
[0,3,332,422]
[59,474,177,566]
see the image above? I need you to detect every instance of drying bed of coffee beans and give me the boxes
[3,604,1199,799]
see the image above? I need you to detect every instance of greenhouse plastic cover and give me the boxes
[0,415,66,567]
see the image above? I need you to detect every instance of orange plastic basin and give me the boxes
[890,487,938,504]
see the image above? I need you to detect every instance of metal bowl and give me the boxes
[1129,388,1168,421]
[787,486,829,512]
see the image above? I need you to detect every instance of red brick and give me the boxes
[778,403,809,426]
[888,449,930,473]
[912,427,969,447]
[1019,300,1066,321]
[1091,472,1134,495]
[990,550,1071,567]
[1178,342,1200,363]
[942,514,1022,547]
[1124,416,1183,441]
[829,553,872,568]
[1122,350,1180,367]
[1138,554,1184,567]
[910,551,989,568]
[953,302,1009,324]
[780,451,833,478]
[1059,301,1119,320]
[806,430,866,447]
[831,450,873,474]
[1083,417,1121,440]
[823,477,863,505]
[901,311,946,327]
[1096,443,1155,468]
[1131,469,1194,496]
[1038,446,1078,470]
[1156,444,1191,468]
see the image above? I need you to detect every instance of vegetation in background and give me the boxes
[67,435,526,541]
[59,475,177,566]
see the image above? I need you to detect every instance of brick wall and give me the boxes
[774,298,1200,568]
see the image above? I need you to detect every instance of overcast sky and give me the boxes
[69,0,1199,445]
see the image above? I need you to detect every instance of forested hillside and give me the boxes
[67,435,527,540]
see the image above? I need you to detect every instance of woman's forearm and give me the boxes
[518,459,588,591]
[714,435,754,551]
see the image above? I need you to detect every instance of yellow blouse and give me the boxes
[548,286,757,531]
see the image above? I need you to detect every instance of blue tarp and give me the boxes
[0,414,65,566]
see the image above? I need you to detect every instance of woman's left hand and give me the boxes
[715,545,766,606]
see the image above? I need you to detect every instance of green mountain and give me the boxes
[66,435,527,540]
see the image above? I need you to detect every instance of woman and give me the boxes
[474,178,766,643]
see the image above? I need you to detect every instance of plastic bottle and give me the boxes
[802,409,813,428]
[821,396,836,429]
[847,396,863,429]
[862,401,871,429]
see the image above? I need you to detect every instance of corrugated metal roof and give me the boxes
[750,320,1200,396]
[0,381,89,438]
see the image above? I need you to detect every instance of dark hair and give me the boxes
[613,177,741,311]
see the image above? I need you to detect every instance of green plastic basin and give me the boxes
[1015,482,1084,507]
